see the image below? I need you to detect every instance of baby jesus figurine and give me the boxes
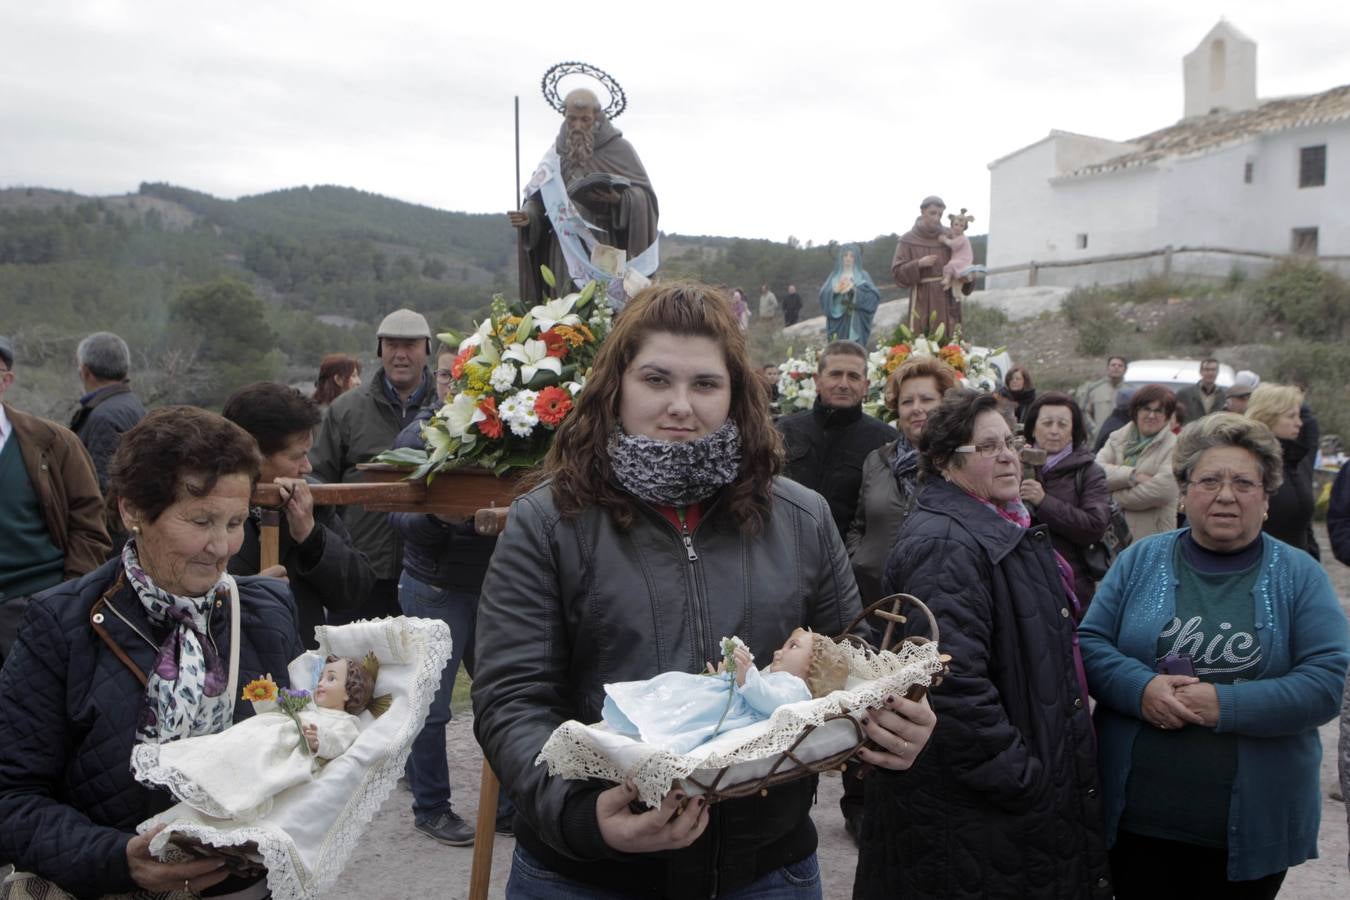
[132,653,390,821]
[600,629,850,755]
[939,208,982,290]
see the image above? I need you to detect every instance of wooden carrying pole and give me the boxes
[250,465,519,900]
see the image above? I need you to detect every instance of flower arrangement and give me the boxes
[242,677,313,757]
[775,347,819,413]
[870,322,1005,404]
[376,274,612,478]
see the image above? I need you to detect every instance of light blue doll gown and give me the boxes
[601,666,812,755]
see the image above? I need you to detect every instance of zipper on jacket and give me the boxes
[676,507,699,562]
[102,595,158,652]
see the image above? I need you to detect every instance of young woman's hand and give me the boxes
[857,693,936,771]
[596,780,709,853]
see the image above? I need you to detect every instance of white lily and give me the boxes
[458,319,493,354]
[438,393,485,446]
[502,339,563,384]
[529,295,582,331]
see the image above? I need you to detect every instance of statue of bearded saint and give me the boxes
[508,88,660,303]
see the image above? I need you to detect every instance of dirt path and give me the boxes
[330,526,1350,899]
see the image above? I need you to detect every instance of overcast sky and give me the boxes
[2,1,1347,247]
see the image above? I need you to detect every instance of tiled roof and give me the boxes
[1067,83,1350,178]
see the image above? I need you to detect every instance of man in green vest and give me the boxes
[0,335,111,663]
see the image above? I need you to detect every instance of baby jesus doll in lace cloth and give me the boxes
[600,629,850,755]
[132,654,390,821]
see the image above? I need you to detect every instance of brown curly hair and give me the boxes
[108,406,261,523]
[325,654,378,716]
[882,355,961,417]
[536,281,783,533]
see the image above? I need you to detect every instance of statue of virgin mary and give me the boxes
[820,243,881,346]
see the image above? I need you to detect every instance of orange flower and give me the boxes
[540,329,569,359]
[553,323,594,347]
[534,386,573,427]
[451,347,474,379]
[242,677,278,703]
[477,396,503,440]
[938,343,966,371]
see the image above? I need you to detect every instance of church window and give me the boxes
[1243,161,1253,184]
[1075,233,1088,250]
[1291,227,1319,256]
[1209,40,1226,91]
[1298,145,1326,188]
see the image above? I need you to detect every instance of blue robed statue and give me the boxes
[820,243,881,346]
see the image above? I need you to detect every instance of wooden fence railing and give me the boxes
[983,245,1350,287]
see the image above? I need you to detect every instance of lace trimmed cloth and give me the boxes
[133,616,452,900]
[537,638,944,809]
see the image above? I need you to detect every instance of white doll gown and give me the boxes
[133,706,361,821]
[601,666,810,755]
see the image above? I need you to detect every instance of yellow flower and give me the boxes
[242,677,278,703]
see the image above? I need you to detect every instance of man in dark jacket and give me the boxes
[69,332,146,492]
[223,382,376,648]
[310,309,436,620]
[1175,358,1227,423]
[777,341,897,540]
[0,336,111,661]
[776,339,895,841]
[781,284,803,326]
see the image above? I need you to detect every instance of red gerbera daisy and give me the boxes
[540,329,569,360]
[477,396,503,439]
[533,386,573,427]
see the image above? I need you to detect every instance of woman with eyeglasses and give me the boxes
[856,388,1111,899]
[1080,413,1349,897]
[1095,384,1181,541]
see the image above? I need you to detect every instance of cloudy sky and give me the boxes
[2,1,1347,247]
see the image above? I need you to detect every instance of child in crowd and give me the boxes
[601,629,850,755]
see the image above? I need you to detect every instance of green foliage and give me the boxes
[960,302,1010,346]
[1246,258,1350,340]
[1062,287,1124,355]
[1152,293,1263,350]
[169,278,279,405]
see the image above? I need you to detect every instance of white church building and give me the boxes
[985,21,1349,289]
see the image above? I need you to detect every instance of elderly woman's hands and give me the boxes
[596,780,709,853]
[1018,478,1046,506]
[1174,682,1221,727]
[857,692,936,771]
[1141,675,1206,730]
[126,825,229,894]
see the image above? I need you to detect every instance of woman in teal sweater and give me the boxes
[1080,413,1349,898]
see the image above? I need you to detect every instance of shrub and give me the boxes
[1271,342,1350,440]
[960,302,1010,346]
[1153,294,1263,349]
[1063,288,1123,355]
[1247,259,1350,340]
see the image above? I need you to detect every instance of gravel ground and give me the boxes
[329,526,1350,899]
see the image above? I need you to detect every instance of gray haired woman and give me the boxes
[1081,413,1350,898]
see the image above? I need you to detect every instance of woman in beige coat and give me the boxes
[1095,384,1180,540]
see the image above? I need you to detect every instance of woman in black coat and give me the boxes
[1019,391,1111,609]
[1245,384,1316,556]
[855,389,1111,900]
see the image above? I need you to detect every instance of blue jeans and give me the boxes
[506,845,822,899]
[399,572,477,822]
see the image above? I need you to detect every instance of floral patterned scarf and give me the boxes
[123,541,235,744]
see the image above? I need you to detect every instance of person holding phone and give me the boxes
[1080,413,1349,898]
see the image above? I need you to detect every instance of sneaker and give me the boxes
[415,810,474,847]
[495,811,515,836]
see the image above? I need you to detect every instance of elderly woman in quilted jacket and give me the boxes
[0,407,303,897]
[471,282,935,899]
[1080,414,1349,898]
[856,388,1112,900]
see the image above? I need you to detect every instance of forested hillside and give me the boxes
[0,181,984,415]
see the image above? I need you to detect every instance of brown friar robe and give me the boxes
[891,221,974,338]
[517,115,659,303]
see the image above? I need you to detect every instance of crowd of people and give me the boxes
[1,278,1349,899]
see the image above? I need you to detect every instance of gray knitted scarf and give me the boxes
[608,420,742,507]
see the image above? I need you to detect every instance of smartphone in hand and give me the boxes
[1156,652,1196,677]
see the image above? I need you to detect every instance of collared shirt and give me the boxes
[381,372,431,429]
[0,403,11,455]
